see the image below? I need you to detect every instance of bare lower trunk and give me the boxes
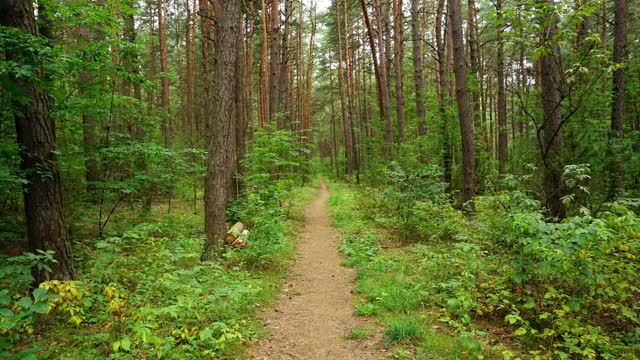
[608,0,627,199]
[203,0,241,260]
[539,0,564,220]
[450,0,476,209]
[1,0,75,283]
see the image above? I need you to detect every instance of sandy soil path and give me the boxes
[249,181,380,360]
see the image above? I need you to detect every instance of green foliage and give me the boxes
[378,162,447,242]
[0,251,60,359]
[329,177,640,358]
[354,303,379,317]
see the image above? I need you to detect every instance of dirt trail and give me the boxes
[250,181,380,360]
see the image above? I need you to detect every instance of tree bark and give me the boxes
[158,0,170,147]
[450,0,476,209]
[268,0,281,124]
[258,0,269,127]
[365,0,393,159]
[393,0,406,144]
[539,0,564,219]
[609,0,627,199]
[435,0,451,188]
[336,0,353,176]
[468,0,480,129]
[496,0,507,175]
[203,0,241,260]
[411,0,426,136]
[1,0,75,283]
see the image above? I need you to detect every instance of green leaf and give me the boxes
[32,287,48,300]
[120,337,132,351]
[199,327,214,341]
[17,296,32,308]
[30,301,49,314]
[0,308,13,317]
[0,291,10,306]
[523,299,536,309]
[515,327,527,336]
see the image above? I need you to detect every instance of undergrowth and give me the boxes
[1,126,316,359]
[327,175,640,360]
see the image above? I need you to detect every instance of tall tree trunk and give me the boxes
[186,0,194,145]
[279,0,292,127]
[393,0,406,144]
[258,0,269,127]
[304,3,317,158]
[158,0,170,147]
[268,0,281,124]
[435,0,451,188]
[450,0,476,209]
[539,0,564,219]
[496,0,507,175]
[203,0,241,260]
[608,0,627,199]
[359,0,384,145]
[342,0,359,181]
[367,0,393,159]
[411,0,426,136]
[244,2,255,133]
[468,0,480,129]
[329,60,339,178]
[1,0,75,283]
[336,0,352,176]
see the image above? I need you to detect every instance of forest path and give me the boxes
[249,181,381,360]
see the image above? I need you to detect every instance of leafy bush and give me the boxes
[377,162,447,242]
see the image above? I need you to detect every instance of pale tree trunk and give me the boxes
[1,0,75,283]
[468,0,480,129]
[411,0,426,136]
[608,0,627,199]
[336,0,352,176]
[304,3,317,155]
[203,0,242,260]
[342,0,359,181]
[372,0,393,159]
[393,0,406,144]
[450,0,476,209]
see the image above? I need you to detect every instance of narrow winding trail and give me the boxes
[250,182,380,360]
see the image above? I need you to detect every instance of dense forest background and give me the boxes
[1,0,639,358]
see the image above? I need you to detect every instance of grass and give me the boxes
[327,180,512,359]
[384,317,421,345]
[355,303,379,317]
[344,325,373,340]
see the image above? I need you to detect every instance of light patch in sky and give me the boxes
[309,0,331,12]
